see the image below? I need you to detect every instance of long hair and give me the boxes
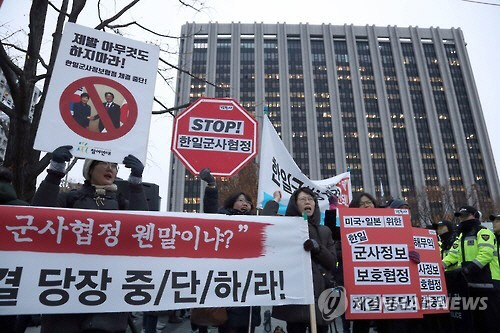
[285,187,321,225]
[349,192,379,208]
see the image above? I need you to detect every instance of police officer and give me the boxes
[443,206,496,333]
[488,214,500,313]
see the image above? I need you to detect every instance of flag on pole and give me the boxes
[257,116,352,217]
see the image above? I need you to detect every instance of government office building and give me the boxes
[168,22,500,217]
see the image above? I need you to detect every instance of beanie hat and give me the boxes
[82,159,98,181]
[389,199,408,209]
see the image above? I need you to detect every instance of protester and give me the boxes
[199,168,262,333]
[348,192,378,333]
[0,167,31,333]
[442,206,497,333]
[31,145,148,333]
[388,198,409,209]
[349,193,420,333]
[270,187,336,333]
[349,192,378,209]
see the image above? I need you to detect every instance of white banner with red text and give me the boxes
[0,206,313,314]
[257,116,352,217]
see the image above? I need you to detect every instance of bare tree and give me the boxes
[0,0,207,200]
[215,161,259,211]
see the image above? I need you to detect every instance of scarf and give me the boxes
[91,184,118,206]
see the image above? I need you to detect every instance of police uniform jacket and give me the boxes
[443,218,495,289]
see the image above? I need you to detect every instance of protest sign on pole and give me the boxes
[34,22,159,164]
[0,205,313,314]
[339,207,422,319]
[171,98,258,177]
[412,227,449,314]
[257,116,351,216]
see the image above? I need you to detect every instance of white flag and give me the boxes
[257,116,352,218]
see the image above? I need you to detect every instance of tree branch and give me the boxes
[0,40,23,77]
[178,0,201,12]
[29,153,52,183]
[94,0,141,31]
[0,102,14,119]
[34,74,49,82]
[48,0,69,17]
[152,102,190,115]
[159,57,217,87]
[68,0,87,23]
[108,21,180,39]
[2,42,49,70]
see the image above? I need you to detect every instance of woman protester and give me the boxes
[32,145,148,333]
[349,192,419,333]
[199,168,263,333]
[271,187,337,333]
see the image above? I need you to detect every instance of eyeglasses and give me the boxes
[359,200,374,207]
[236,198,252,205]
[96,161,118,171]
[297,196,315,203]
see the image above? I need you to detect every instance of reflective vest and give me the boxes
[443,225,495,288]
[439,239,458,271]
[491,233,500,282]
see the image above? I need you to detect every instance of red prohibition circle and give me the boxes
[60,76,138,141]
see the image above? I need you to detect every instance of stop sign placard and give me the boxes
[171,98,258,177]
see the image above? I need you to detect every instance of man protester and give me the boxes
[442,206,496,333]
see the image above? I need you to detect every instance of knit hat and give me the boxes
[389,199,409,209]
[82,159,98,181]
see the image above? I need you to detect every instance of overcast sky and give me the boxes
[2,0,499,209]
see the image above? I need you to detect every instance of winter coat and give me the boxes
[32,169,148,333]
[202,186,262,327]
[271,188,337,326]
[0,181,29,205]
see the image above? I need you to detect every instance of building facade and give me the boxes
[168,23,500,216]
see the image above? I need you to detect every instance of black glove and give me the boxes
[123,154,144,177]
[409,250,421,264]
[303,239,321,255]
[200,168,215,186]
[328,195,338,206]
[51,145,73,163]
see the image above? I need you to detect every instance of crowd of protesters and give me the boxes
[1,145,499,333]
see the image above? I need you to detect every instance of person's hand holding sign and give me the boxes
[49,145,73,174]
[123,154,144,184]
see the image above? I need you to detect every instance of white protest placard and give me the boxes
[257,116,352,216]
[34,22,159,164]
[0,206,314,314]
